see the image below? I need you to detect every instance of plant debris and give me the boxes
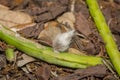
[0,0,120,80]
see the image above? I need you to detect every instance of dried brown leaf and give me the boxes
[38,21,62,46]
[0,7,33,29]
[17,54,36,67]
[68,48,86,55]
[0,4,9,9]
[57,12,75,30]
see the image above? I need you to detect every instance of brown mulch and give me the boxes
[0,0,120,80]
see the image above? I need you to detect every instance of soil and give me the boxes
[0,0,120,80]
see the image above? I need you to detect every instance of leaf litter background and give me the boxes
[0,0,120,80]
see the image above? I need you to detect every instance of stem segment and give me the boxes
[0,24,102,68]
[5,48,15,62]
[86,0,120,76]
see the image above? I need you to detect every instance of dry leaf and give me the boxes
[38,21,62,46]
[22,67,30,73]
[57,12,75,30]
[11,23,36,32]
[17,54,36,67]
[68,48,86,55]
[0,7,33,29]
[38,12,76,47]
[0,4,9,10]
